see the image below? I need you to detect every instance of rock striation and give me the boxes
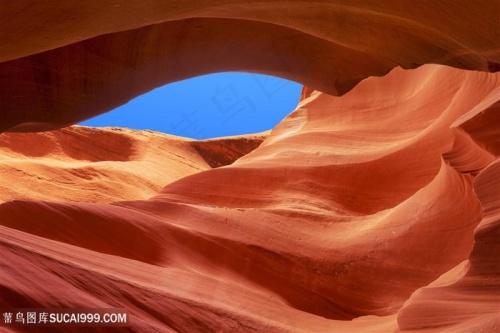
[0,1,499,132]
[0,126,266,203]
[0,1,499,332]
[0,64,498,332]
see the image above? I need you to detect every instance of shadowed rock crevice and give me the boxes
[190,134,267,168]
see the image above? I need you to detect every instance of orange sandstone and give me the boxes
[0,65,498,332]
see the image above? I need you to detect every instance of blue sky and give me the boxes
[79,72,302,139]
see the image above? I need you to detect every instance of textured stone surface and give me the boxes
[1,1,499,132]
[0,2,499,332]
[0,65,498,332]
[0,126,265,203]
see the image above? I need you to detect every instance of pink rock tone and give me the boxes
[1,2,499,332]
[1,64,499,332]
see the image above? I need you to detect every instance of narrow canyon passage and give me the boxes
[1,64,499,332]
[0,1,499,332]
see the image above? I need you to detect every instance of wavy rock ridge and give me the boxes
[1,64,499,332]
[1,1,499,332]
[0,127,266,203]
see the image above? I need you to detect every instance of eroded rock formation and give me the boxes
[1,64,499,332]
[0,1,499,332]
[0,126,266,203]
[0,1,499,132]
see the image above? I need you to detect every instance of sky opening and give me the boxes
[79,72,302,139]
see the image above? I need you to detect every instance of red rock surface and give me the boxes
[1,2,499,332]
[0,1,499,132]
[0,64,499,332]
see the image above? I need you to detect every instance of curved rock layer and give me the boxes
[0,126,266,203]
[0,65,498,332]
[397,158,500,333]
[0,1,499,132]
